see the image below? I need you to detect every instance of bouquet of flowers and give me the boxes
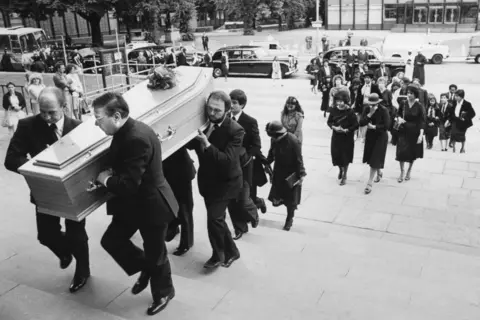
[147,66,177,90]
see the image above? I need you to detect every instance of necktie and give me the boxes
[49,123,58,144]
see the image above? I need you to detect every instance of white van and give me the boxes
[378,34,450,64]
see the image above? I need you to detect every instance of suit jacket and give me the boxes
[163,147,196,203]
[318,66,333,88]
[450,100,475,130]
[177,53,188,66]
[336,69,351,83]
[3,91,26,111]
[105,118,178,225]
[187,117,244,201]
[4,115,81,204]
[374,67,391,82]
[236,111,263,185]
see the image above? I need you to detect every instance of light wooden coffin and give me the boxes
[18,66,213,221]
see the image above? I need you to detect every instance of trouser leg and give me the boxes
[65,218,90,277]
[205,199,238,262]
[100,216,144,276]
[140,223,174,298]
[36,210,70,260]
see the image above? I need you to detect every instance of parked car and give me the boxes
[466,34,480,63]
[201,45,298,78]
[323,46,406,76]
[249,40,299,59]
[377,34,450,64]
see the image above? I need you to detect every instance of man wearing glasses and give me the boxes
[187,90,244,269]
[4,86,90,293]
[93,92,178,316]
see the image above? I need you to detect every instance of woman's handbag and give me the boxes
[393,103,406,132]
[285,172,301,189]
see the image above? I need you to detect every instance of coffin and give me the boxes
[18,66,213,221]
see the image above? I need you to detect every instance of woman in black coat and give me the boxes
[327,91,359,186]
[359,93,390,194]
[424,94,441,150]
[448,89,476,153]
[266,121,306,231]
[395,85,426,182]
[3,81,27,135]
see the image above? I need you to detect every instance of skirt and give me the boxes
[450,122,467,143]
[438,122,450,140]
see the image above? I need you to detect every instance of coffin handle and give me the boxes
[86,180,103,192]
[157,126,176,142]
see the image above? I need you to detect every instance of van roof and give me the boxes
[0,27,44,35]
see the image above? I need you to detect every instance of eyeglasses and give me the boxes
[207,106,223,115]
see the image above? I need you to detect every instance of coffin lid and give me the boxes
[33,67,207,170]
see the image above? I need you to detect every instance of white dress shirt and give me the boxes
[231,110,242,122]
[455,99,463,118]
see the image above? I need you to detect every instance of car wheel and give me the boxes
[475,55,480,64]
[431,54,443,64]
[213,68,222,78]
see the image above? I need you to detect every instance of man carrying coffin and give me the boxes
[4,86,90,293]
[187,90,243,269]
[93,92,178,316]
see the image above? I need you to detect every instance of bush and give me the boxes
[243,28,255,35]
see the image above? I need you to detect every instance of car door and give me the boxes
[366,49,381,70]
[227,50,242,74]
[240,49,263,75]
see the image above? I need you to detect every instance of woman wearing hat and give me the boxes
[265,121,306,231]
[328,91,359,185]
[395,85,425,182]
[359,93,391,194]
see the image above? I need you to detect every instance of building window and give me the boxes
[384,4,398,20]
[460,3,478,23]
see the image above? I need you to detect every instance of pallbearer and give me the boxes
[4,87,90,293]
[93,92,178,316]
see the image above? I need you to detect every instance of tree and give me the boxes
[171,0,195,34]
[38,0,117,46]
[2,0,54,23]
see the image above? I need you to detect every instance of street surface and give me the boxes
[1,30,480,319]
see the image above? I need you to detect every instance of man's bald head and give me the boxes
[38,87,66,124]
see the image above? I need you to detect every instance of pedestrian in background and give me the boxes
[265,121,306,231]
[413,49,427,86]
[271,56,283,87]
[27,73,45,115]
[425,94,441,150]
[449,89,475,153]
[281,96,304,144]
[306,59,319,94]
[2,82,26,135]
[438,93,452,151]
[221,51,229,82]
[328,91,358,186]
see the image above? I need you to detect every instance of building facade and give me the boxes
[326,0,480,31]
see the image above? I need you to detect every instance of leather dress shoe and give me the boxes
[173,247,189,256]
[165,227,179,242]
[147,290,175,316]
[60,254,73,269]
[233,231,244,240]
[257,198,267,214]
[251,216,259,228]
[69,274,90,293]
[131,271,150,295]
[222,253,240,268]
[203,257,222,269]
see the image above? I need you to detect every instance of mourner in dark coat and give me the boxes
[358,72,381,141]
[327,91,359,186]
[266,121,306,231]
[445,84,457,105]
[374,62,391,83]
[424,94,441,149]
[359,93,390,194]
[186,90,243,269]
[227,89,262,240]
[4,87,90,294]
[319,60,333,117]
[438,93,453,151]
[163,147,196,256]
[177,48,188,66]
[449,89,475,153]
[395,85,425,183]
[413,50,427,86]
[94,92,178,316]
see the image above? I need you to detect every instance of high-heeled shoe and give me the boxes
[374,171,383,183]
[397,171,404,183]
[405,170,411,181]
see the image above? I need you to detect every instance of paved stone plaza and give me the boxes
[1,61,480,319]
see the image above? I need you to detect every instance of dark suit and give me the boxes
[374,67,391,82]
[100,118,178,298]
[4,115,89,277]
[177,53,188,66]
[229,112,261,234]
[187,117,243,262]
[163,147,196,250]
[450,100,475,131]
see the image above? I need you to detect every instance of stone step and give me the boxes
[0,280,128,320]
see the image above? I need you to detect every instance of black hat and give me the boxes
[266,121,287,135]
[367,93,382,105]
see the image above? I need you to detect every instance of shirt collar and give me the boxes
[232,110,242,120]
[209,116,226,129]
[51,116,64,131]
